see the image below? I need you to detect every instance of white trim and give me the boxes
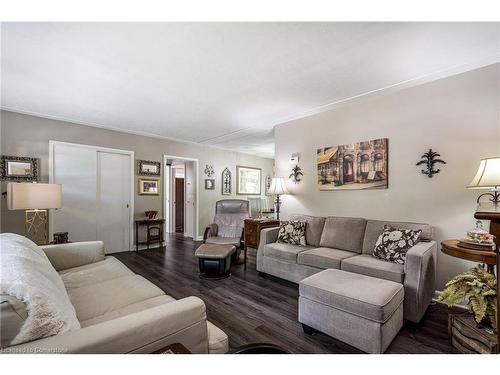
[5,56,497,160]
[48,140,135,251]
[1,107,273,159]
[163,154,200,241]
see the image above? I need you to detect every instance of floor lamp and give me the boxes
[7,182,62,245]
[268,177,289,220]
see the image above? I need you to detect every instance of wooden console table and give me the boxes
[135,218,165,252]
[243,218,280,269]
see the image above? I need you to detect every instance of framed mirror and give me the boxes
[0,155,39,182]
[221,168,231,195]
[236,166,261,195]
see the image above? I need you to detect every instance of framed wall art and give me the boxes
[138,178,160,195]
[317,138,388,191]
[236,166,261,195]
[205,179,215,190]
[221,168,231,195]
[0,155,39,182]
[138,160,161,176]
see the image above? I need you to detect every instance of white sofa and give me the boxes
[1,237,228,354]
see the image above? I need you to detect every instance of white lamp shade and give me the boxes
[7,183,62,210]
[468,157,500,189]
[268,177,289,195]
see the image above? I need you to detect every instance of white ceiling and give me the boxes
[1,22,499,158]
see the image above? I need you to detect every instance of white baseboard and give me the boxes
[432,290,467,310]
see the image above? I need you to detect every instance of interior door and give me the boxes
[184,161,195,238]
[97,151,131,253]
[52,142,132,253]
[52,143,98,242]
[175,178,185,233]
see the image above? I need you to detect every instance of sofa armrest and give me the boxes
[6,296,210,354]
[41,241,105,271]
[203,224,218,243]
[256,227,279,271]
[403,240,437,323]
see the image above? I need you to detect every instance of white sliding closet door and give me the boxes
[97,151,131,253]
[51,142,133,253]
[52,143,98,242]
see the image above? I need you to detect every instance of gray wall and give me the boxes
[0,111,274,240]
[274,63,500,289]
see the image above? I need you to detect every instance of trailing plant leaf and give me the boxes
[438,265,497,330]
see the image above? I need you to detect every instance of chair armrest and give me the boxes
[203,224,218,243]
[256,227,279,271]
[41,241,105,271]
[6,296,209,354]
[403,240,437,323]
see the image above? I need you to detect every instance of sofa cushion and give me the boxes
[0,233,81,346]
[297,247,357,270]
[67,274,165,322]
[341,255,405,283]
[0,295,28,347]
[207,321,229,354]
[362,220,432,254]
[59,257,134,289]
[205,236,241,246]
[277,220,306,246]
[80,295,176,327]
[263,242,313,262]
[319,217,367,253]
[289,214,326,247]
[299,269,404,323]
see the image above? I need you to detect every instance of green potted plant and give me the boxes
[438,265,497,331]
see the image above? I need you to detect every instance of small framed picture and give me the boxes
[1,156,39,182]
[139,178,160,195]
[205,179,215,190]
[138,160,161,176]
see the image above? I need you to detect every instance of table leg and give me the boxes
[244,245,247,270]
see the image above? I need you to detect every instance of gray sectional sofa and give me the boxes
[257,214,437,323]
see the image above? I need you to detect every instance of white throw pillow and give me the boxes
[0,233,81,346]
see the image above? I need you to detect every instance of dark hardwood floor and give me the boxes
[114,234,460,354]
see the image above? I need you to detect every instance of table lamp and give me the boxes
[7,182,62,245]
[268,177,289,220]
[468,157,500,206]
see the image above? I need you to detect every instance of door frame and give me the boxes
[48,140,135,251]
[163,155,200,240]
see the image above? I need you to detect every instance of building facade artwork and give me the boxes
[317,138,388,190]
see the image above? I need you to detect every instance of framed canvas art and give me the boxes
[317,138,388,190]
[138,178,160,195]
[236,166,261,195]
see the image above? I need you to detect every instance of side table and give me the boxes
[440,238,498,351]
[243,218,280,269]
[135,218,166,252]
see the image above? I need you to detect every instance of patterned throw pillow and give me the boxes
[277,220,307,246]
[372,225,422,264]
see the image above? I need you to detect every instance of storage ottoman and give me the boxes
[195,243,236,278]
[299,269,404,353]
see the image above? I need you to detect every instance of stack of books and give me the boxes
[457,238,496,251]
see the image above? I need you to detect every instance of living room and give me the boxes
[1,1,500,374]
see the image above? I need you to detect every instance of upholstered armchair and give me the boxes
[203,199,250,253]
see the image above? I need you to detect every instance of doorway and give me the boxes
[343,155,354,183]
[163,155,199,240]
